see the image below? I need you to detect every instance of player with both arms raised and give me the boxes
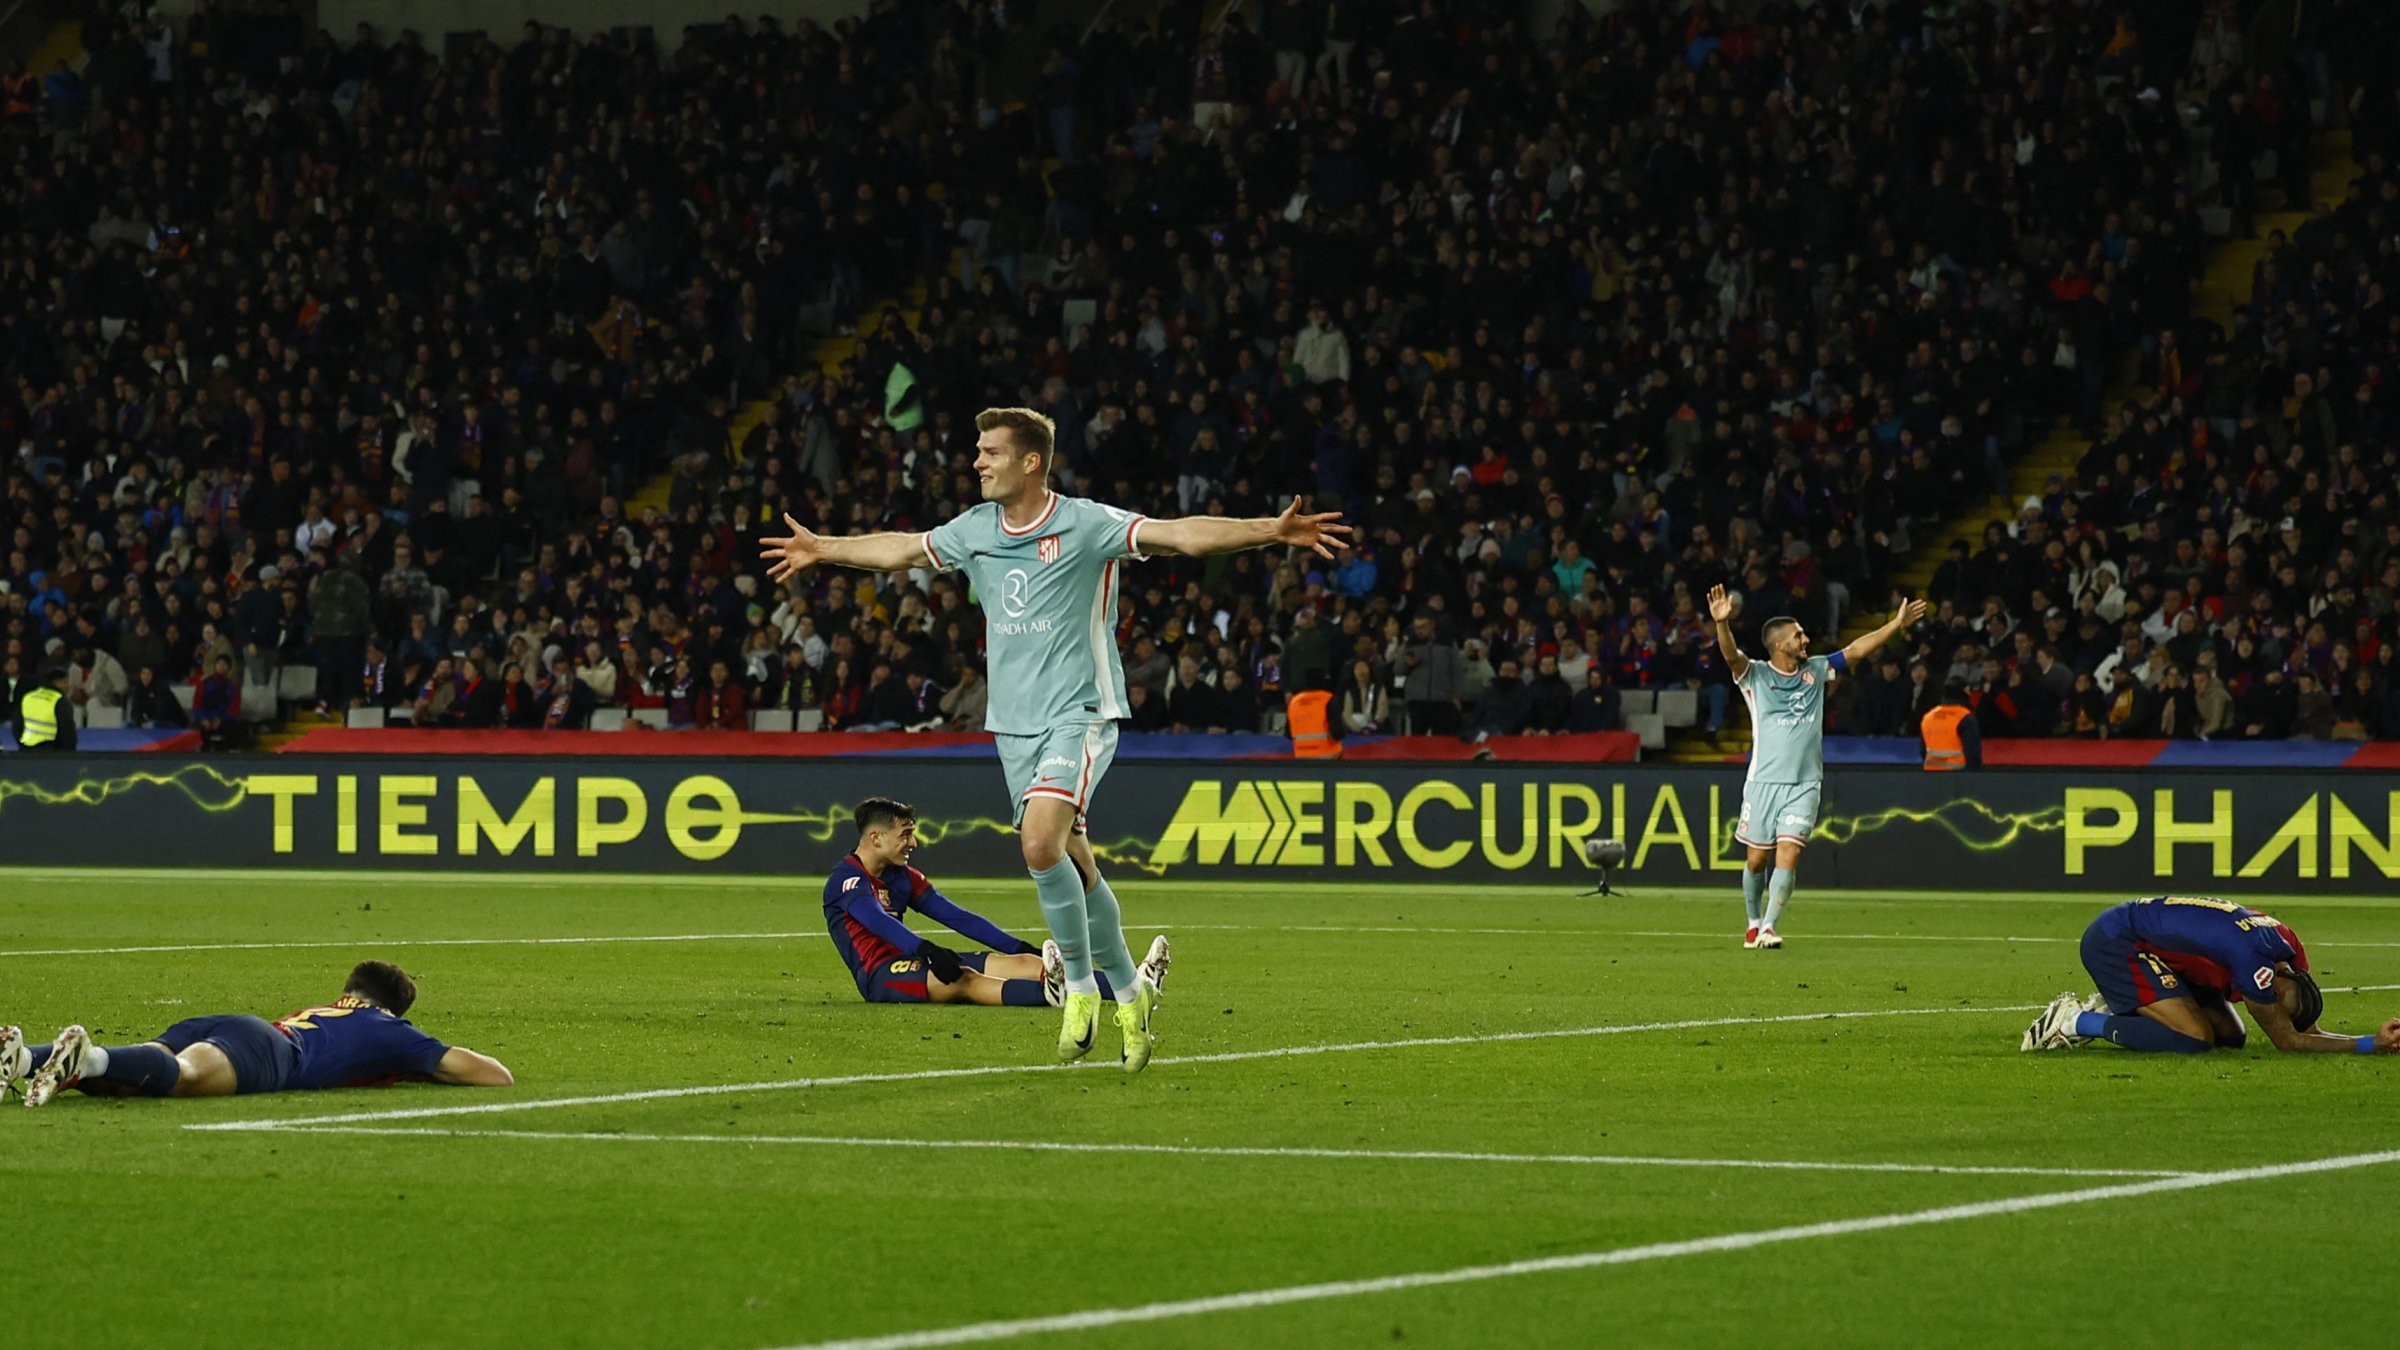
[1708,584,1924,949]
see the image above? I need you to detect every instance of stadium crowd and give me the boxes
[2,0,2397,749]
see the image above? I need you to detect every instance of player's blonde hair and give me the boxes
[975,407,1057,472]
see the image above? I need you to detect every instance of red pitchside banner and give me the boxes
[268,728,1644,761]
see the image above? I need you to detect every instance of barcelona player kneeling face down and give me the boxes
[2,960,514,1107]
[827,797,1137,1007]
[2021,896,2400,1056]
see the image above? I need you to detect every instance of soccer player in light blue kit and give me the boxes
[762,407,1349,1071]
[1708,583,1923,949]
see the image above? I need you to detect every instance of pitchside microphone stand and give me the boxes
[1578,837,1628,897]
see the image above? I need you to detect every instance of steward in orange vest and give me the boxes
[1919,682,1981,771]
[1286,689,1339,759]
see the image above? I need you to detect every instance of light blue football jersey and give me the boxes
[1739,654,1837,785]
[923,493,1147,736]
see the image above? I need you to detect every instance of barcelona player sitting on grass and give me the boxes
[1,960,514,1106]
[826,797,1169,1008]
[2021,896,2400,1055]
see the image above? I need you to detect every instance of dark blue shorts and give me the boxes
[2080,923,2195,1016]
[860,951,992,1004]
[154,1015,299,1094]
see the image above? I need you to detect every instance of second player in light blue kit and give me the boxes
[762,407,1350,1071]
[1708,583,1923,950]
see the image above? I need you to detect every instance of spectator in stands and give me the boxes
[1567,668,1621,734]
[820,659,864,731]
[1212,666,1257,735]
[67,643,127,722]
[1465,659,1531,746]
[1164,655,1212,734]
[353,642,388,714]
[575,642,620,708]
[941,661,988,731]
[663,657,700,729]
[1402,616,1462,735]
[2191,666,2237,740]
[449,659,503,730]
[698,660,747,731]
[1123,681,1166,732]
[310,556,374,714]
[126,665,187,731]
[1337,657,1387,737]
[1526,655,1573,736]
[496,662,541,730]
[414,659,461,727]
[192,657,240,745]
[539,656,594,731]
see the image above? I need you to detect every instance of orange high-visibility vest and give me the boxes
[1287,690,1339,759]
[1921,704,1970,771]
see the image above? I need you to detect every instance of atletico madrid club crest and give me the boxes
[1037,535,1062,564]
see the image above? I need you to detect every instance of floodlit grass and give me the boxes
[3,874,2397,1349]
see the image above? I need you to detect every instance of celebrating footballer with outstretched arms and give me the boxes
[1708,583,1924,949]
[764,407,1347,1071]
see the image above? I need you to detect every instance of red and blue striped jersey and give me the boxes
[821,854,1035,997]
[2093,897,2309,1005]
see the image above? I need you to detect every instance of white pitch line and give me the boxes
[0,931,826,958]
[189,1002,2042,1133]
[1188,923,2400,953]
[20,922,2400,960]
[765,1148,2400,1350]
[267,1125,2195,1180]
[186,984,2400,1137]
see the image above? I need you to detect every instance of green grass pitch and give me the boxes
[3,871,2398,1349]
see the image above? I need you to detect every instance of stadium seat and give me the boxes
[85,703,126,729]
[588,708,628,731]
[1657,689,1698,728]
[630,708,669,729]
[387,705,415,723]
[172,685,195,712]
[1617,689,1657,717]
[1061,297,1098,342]
[1626,712,1667,751]
[277,666,317,703]
[346,708,386,729]
[752,709,795,732]
[794,709,825,731]
[239,682,278,721]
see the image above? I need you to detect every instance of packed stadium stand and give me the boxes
[3,0,2396,756]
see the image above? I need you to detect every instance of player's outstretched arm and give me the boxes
[1137,496,1352,560]
[758,513,934,583]
[2245,1001,2400,1054]
[914,889,1040,955]
[431,1046,515,1086]
[1841,595,1929,667]
[1706,585,1749,682]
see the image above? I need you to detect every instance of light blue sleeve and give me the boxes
[923,505,987,574]
[1073,497,1151,562]
[1812,654,1839,686]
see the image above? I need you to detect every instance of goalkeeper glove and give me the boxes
[917,942,965,984]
